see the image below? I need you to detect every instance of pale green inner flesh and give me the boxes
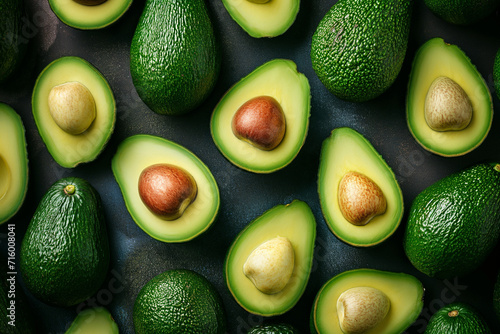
[222,0,299,37]
[0,104,27,224]
[318,128,403,246]
[32,57,115,168]
[67,308,118,333]
[313,270,423,334]
[226,201,315,316]
[211,59,310,173]
[112,135,219,243]
[49,0,132,29]
[407,38,492,156]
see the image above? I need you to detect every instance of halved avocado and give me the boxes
[310,269,424,334]
[407,38,493,157]
[225,200,316,316]
[211,59,310,173]
[66,307,119,333]
[222,0,300,38]
[112,134,220,243]
[0,103,28,225]
[32,56,116,168]
[49,0,133,30]
[318,127,404,247]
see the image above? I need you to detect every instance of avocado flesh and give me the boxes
[49,0,133,30]
[311,269,424,334]
[211,59,310,173]
[66,307,119,334]
[424,303,492,334]
[222,0,300,38]
[32,56,116,168]
[423,0,500,25]
[318,127,404,247]
[112,134,220,243]
[0,103,28,225]
[225,200,316,316]
[407,38,492,157]
[0,0,26,83]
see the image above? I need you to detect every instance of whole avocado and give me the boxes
[0,0,27,83]
[248,323,299,334]
[310,0,413,102]
[423,0,500,25]
[130,0,221,115]
[19,177,110,307]
[424,303,491,334]
[404,163,500,279]
[494,48,500,101]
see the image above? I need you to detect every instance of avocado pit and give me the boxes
[138,163,198,221]
[246,0,270,3]
[73,0,107,5]
[232,95,286,151]
[48,81,96,135]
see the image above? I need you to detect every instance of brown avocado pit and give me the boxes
[231,95,286,151]
[73,0,107,5]
[138,163,198,221]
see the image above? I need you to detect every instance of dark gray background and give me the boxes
[1,0,500,333]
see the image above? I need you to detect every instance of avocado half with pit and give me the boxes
[225,200,316,316]
[407,38,493,157]
[0,103,28,225]
[49,0,133,30]
[211,59,310,173]
[318,127,404,247]
[222,0,300,38]
[310,269,424,334]
[112,134,220,243]
[32,56,116,168]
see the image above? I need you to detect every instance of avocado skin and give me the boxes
[423,0,500,25]
[133,269,226,334]
[20,177,110,307]
[494,271,500,321]
[248,323,299,334]
[0,0,26,83]
[424,303,492,334]
[130,0,221,115]
[494,49,500,101]
[310,0,412,102]
[404,163,500,279]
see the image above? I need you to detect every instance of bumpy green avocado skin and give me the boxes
[310,0,412,102]
[130,0,221,115]
[248,323,299,334]
[19,177,110,307]
[424,303,492,334]
[423,0,500,25]
[0,0,26,83]
[404,163,500,279]
[494,49,500,101]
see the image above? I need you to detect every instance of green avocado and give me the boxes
[311,0,412,102]
[222,0,300,38]
[49,0,133,30]
[0,103,28,225]
[0,0,26,83]
[318,128,404,247]
[493,271,500,321]
[494,48,500,101]
[112,134,220,243]
[404,163,500,279]
[248,323,299,334]
[19,177,110,307]
[66,307,119,334]
[424,303,491,334]
[423,0,500,25]
[130,0,221,115]
[406,38,493,157]
[225,200,316,317]
[211,59,310,173]
[310,269,424,334]
[32,56,116,168]
[133,269,226,334]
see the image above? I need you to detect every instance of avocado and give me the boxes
[0,0,26,83]
[406,38,493,157]
[112,134,220,243]
[423,0,500,25]
[0,103,28,225]
[133,269,226,333]
[310,269,424,334]
[225,200,316,316]
[424,302,491,334]
[404,163,500,279]
[494,48,500,100]
[222,0,300,38]
[318,127,404,247]
[494,271,500,321]
[130,0,221,115]
[31,56,116,168]
[49,0,133,30]
[66,307,119,334]
[310,0,412,102]
[20,177,110,307]
[211,59,310,173]
[248,323,299,334]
